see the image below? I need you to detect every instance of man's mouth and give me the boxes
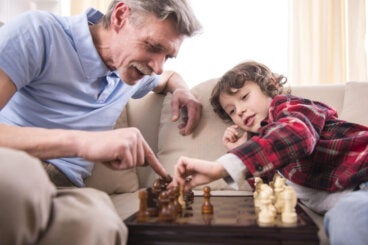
[131,62,152,76]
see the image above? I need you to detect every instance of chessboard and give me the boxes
[124,178,319,245]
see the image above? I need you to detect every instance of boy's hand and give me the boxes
[222,125,248,150]
[172,156,227,191]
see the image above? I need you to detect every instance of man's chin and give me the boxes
[123,79,139,85]
[120,74,141,85]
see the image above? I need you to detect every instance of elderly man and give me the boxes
[0,0,201,244]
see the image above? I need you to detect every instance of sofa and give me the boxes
[84,79,368,245]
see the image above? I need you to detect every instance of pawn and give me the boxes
[167,188,178,218]
[137,190,150,223]
[158,191,175,223]
[202,186,214,214]
[281,186,297,224]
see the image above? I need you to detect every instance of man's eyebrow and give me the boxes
[148,40,177,58]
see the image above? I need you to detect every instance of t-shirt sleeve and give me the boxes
[132,74,160,99]
[0,11,47,89]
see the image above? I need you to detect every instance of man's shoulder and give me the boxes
[17,10,59,24]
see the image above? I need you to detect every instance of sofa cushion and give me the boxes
[340,81,368,126]
[84,108,140,194]
[290,84,345,115]
[156,78,252,191]
[125,93,165,188]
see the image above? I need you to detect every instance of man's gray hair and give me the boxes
[102,0,201,37]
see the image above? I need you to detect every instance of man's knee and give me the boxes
[324,191,368,245]
[0,147,56,245]
[39,188,127,245]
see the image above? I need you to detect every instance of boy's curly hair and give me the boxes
[210,61,288,122]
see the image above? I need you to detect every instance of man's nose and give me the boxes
[149,54,166,75]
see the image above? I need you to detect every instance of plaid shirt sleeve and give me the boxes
[230,95,338,179]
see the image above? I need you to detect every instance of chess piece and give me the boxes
[146,187,157,217]
[281,186,297,224]
[137,190,150,223]
[273,175,286,214]
[165,174,173,184]
[257,184,275,224]
[253,177,264,210]
[172,186,183,216]
[184,189,194,205]
[167,188,178,218]
[201,186,214,214]
[158,191,175,223]
[178,185,186,215]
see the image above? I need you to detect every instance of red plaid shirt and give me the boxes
[230,94,368,192]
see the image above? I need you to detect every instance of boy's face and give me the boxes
[219,81,272,133]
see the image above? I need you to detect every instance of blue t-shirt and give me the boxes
[0,9,159,186]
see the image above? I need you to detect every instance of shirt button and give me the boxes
[256,165,263,171]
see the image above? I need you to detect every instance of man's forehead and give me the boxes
[141,15,184,55]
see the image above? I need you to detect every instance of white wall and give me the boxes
[165,0,289,87]
[0,0,65,23]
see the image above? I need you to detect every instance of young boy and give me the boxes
[172,61,368,245]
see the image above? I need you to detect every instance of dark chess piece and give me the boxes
[158,191,176,223]
[164,174,173,184]
[201,186,214,214]
[184,189,194,205]
[146,187,159,217]
[137,190,150,222]
[167,188,178,218]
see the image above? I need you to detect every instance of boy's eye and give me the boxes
[242,93,249,100]
[228,109,235,115]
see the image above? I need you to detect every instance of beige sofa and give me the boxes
[85,79,368,245]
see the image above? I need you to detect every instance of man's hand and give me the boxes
[171,88,202,136]
[77,127,168,178]
[222,125,248,150]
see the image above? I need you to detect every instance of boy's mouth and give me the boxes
[243,114,255,127]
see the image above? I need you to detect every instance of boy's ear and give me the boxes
[269,77,280,90]
[110,2,130,31]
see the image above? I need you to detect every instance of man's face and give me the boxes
[219,81,272,133]
[108,11,184,85]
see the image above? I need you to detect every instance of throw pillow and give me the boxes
[340,81,368,126]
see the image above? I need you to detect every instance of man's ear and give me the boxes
[110,2,130,31]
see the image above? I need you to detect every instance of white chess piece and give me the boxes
[281,186,297,224]
[257,184,276,224]
[253,177,263,210]
[273,175,286,214]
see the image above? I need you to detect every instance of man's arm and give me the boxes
[153,71,202,136]
[0,68,168,178]
[0,68,16,109]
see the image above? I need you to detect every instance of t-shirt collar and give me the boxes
[69,8,109,79]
